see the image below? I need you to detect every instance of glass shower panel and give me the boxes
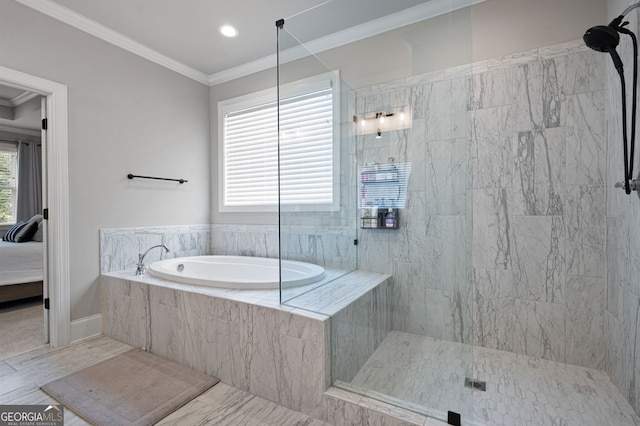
[278,0,475,423]
[276,24,358,305]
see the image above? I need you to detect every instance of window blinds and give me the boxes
[223,86,334,208]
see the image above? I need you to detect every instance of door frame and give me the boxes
[0,65,70,347]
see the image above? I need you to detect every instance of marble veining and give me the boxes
[469,105,513,189]
[102,268,390,419]
[356,39,606,373]
[566,91,605,185]
[566,185,605,278]
[100,225,211,273]
[512,128,565,216]
[472,188,511,270]
[345,331,640,426]
[511,216,565,304]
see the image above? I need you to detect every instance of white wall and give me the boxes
[308,0,606,88]
[0,0,211,320]
[472,0,605,62]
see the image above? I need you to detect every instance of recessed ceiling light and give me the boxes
[219,25,239,38]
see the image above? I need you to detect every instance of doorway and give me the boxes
[0,65,71,348]
[0,92,47,358]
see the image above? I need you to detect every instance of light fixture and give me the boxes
[219,24,239,38]
[376,112,384,138]
[354,107,412,138]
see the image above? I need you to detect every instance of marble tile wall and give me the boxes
[604,3,640,415]
[100,275,330,419]
[210,223,357,271]
[100,225,211,273]
[355,40,607,370]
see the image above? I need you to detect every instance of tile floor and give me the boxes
[4,331,636,425]
[345,331,640,426]
[0,336,329,425]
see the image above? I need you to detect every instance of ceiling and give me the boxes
[0,84,41,133]
[14,0,478,85]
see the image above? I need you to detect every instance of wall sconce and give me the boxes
[354,107,412,138]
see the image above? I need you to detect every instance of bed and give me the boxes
[0,240,44,303]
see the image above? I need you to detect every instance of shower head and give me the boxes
[583,25,620,52]
[584,1,640,53]
[584,25,624,75]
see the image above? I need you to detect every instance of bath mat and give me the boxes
[41,348,218,426]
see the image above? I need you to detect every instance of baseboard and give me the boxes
[70,314,102,343]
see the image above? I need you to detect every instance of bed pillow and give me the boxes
[28,214,44,242]
[15,220,39,242]
[2,221,26,242]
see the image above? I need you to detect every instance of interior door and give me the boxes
[40,96,49,343]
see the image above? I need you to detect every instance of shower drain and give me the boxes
[464,378,487,391]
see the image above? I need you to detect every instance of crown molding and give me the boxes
[17,0,485,88]
[209,0,487,86]
[15,0,210,85]
[0,124,41,136]
[208,55,277,86]
[10,91,39,106]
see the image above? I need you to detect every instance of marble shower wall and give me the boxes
[100,225,211,273]
[604,4,640,415]
[356,40,606,369]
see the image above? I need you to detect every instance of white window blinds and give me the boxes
[219,71,339,212]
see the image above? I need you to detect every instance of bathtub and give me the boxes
[148,255,325,290]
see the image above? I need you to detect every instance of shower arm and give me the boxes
[620,3,640,20]
[610,3,640,28]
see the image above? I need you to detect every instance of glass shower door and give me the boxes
[277,1,476,423]
[276,22,358,306]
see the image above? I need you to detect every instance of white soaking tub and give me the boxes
[148,255,324,290]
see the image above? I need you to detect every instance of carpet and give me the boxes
[0,297,45,360]
[41,348,219,426]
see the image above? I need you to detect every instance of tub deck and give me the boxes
[103,268,389,316]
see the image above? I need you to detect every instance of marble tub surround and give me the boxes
[100,225,211,273]
[101,269,390,419]
[211,223,357,271]
[101,273,329,418]
[354,39,606,370]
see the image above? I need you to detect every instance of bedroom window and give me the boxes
[0,143,18,224]
[218,70,340,212]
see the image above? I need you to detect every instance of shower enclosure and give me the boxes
[277,1,475,421]
[276,1,639,425]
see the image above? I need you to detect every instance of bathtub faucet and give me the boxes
[136,244,169,275]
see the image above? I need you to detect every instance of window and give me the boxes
[0,142,18,224]
[218,71,340,212]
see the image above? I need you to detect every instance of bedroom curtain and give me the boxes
[16,141,42,222]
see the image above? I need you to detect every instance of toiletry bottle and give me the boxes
[385,209,396,228]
